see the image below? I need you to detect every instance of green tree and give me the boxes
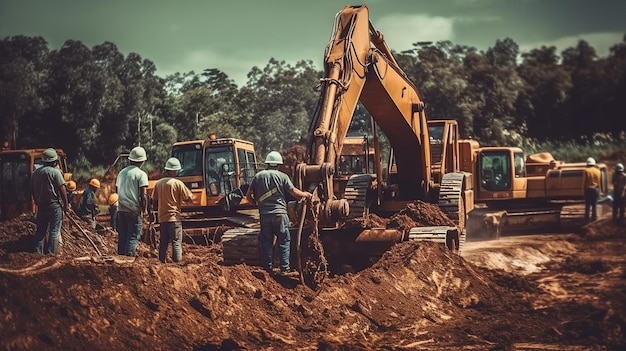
[463,38,524,145]
[236,58,320,154]
[516,46,572,141]
[561,40,608,140]
[0,36,50,148]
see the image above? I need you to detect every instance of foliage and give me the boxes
[1,33,626,179]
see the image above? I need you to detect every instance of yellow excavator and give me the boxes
[462,143,609,238]
[222,5,474,286]
[0,143,73,220]
[154,133,260,241]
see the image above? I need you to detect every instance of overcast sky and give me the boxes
[1,0,625,86]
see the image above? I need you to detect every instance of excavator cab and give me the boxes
[476,148,527,201]
[171,136,258,213]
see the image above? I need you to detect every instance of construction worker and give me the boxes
[66,180,77,210]
[612,163,626,224]
[245,151,312,277]
[108,193,119,231]
[115,146,149,257]
[583,157,602,222]
[30,148,70,254]
[77,178,100,229]
[151,157,193,263]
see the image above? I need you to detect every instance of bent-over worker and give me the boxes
[76,178,101,229]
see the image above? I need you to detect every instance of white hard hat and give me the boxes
[616,163,624,172]
[128,146,147,162]
[265,151,283,166]
[164,157,182,171]
[42,148,58,162]
[586,157,596,166]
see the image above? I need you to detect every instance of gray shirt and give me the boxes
[30,165,65,208]
[249,169,295,215]
[116,165,149,215]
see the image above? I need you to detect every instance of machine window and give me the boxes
[480,152,511,191]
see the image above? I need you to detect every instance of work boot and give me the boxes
[278,270,300,278]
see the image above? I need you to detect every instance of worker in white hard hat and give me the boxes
[612,163,626,224]
[151,157,193,263]
[245,151,312,277]
[115,146,149,256]
[30,148,70,254]
[582,157,601,222]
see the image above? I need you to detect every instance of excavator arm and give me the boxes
[300,5,432,225]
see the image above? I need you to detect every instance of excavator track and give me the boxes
[344,174,375,219]
[436,172,466,253]
[221,228,261,266]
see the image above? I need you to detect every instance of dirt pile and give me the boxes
[342,200,455,231]
[1,213,625,350]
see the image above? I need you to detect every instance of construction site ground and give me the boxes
[0,207,624,350]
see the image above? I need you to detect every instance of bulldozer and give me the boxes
[222,5,474,287]
[0,143,73,220]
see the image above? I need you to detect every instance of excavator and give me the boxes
[462,143,609,238]
[160,133,260,241]
[222,5,474,286]
[0,142,73,220]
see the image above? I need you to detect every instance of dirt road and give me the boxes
[0,214,624,350]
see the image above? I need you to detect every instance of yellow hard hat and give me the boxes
[89,178,101,189]
[108,193,119,205]
[66,180,77,191]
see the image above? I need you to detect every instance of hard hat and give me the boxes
[265,151,283,166]
[128,146,147,162]
[89,178,101,188]
[616,163,624,172]
[164,157,182,171]
[42,148,58,162]
[108,193,119,205]
[66,180,77,191]
[586,157,596,166]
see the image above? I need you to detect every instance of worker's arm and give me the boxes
[60,184,69,213]
[140,186,148,215]
[245,186,256,205]
[289,187,313,201]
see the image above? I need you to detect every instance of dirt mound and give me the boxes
[579,218,625,240]
[1,213,624,349]
[388,200,456,231]
[342,201,455,232]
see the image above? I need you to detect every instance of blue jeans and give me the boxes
[34,204,63,254]
[584,187,599,221]
[259,213,291,273]
[117,211,142,256]
[159,221,183,263]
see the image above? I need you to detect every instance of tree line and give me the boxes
[1,34,625,177]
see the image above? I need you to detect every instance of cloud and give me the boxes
[155,48,273,86]
[519,32,624,58]
[374,14,454,52]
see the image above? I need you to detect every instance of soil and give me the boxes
[1,210,625,350]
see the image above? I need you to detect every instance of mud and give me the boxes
[1,213,625,350]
